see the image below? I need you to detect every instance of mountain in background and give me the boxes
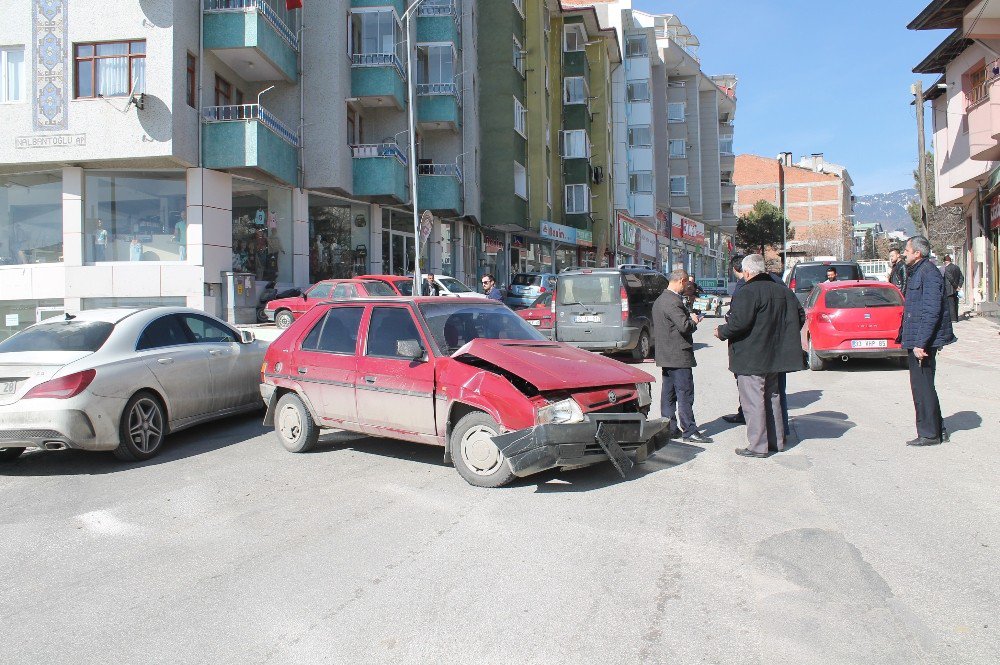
[853,189,918,235]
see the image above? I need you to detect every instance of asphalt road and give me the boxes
[2,321,998,664]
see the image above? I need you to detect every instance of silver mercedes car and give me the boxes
[0,307,267,463]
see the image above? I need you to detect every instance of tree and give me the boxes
[736,200,793,257]
[875,235,892,260]
[907,151,965,255]
[862,229,875,260]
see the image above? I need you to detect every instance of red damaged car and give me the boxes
[260,298,666,487]
[802,280,906,370]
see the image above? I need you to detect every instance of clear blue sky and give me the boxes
[633,0,947,195]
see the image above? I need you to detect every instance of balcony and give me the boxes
[417,83,460,130]
[721,182,736,202]
[417,0,459,43]
[202,104,298,185]
[417,163,463,215]
[352,143,409,202]
[719,152,735,172]
[351,53,406,109]
[967,61,1000,161]
[203,0,298,82]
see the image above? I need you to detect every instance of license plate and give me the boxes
[575,315,601,324]
[0,381,15,395]
[528,319,541,326]
[851,339,887,349]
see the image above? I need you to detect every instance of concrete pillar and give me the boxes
[429,218,442,273]
[454,223,465,282]
[186,168,232,316]
[369,204,383,274]
[292,188,309,287]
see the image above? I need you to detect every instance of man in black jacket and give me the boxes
[942,255,964,323]
[715,254,805,457]
[653,268,712,444]
[888,248,907,292]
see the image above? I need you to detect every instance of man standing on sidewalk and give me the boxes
[900,236,957,446]
[889,248,907,292]
[653,268,713,444]
[715,255,805,457]
[942,255,964,323]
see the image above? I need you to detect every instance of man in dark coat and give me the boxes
[942,255,964,323]
[900,236,957,446]
[715,254,805,457]
[888,248,907,292]
[653,268,712,443]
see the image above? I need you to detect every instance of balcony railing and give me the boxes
[418,0,455,16]
[203,0,298,49]
[202,104,299,146]
[352,142,408,166]
[966,59,1000,110]
[418,163,463,181]
[351,52,405,79]
[417,82,457,96]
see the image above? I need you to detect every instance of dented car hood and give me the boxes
[452,339,655,391]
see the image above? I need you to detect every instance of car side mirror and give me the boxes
[240,329,256,344]
[397,339,425,361]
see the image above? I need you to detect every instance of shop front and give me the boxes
[638,226,658,268]
[616,212,638,265]
[510,234,553,275]
[1,171,63,266]
[671,212,706,277]
[231,178,293,284]
[482,229,507,285]
[989,194,1000,303]
[540,220,593,272]
[382,208,418,277]
[308,194,370,282]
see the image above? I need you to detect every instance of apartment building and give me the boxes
[0,0,481,336]
[734,153,854,260]
[910,0,998,309]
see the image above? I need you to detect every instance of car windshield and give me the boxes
[824,287,903,309]
[437,276,473,293]
[558,275,616,305]
[419,302,547,354]
[792,264,861,291]
[512,274,542,287]
[361,281,397,296]
[0,320,114,352]
[395,280,413,296]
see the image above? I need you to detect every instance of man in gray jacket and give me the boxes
[653,268,713,444]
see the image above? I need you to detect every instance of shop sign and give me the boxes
[617,212,637,250]
[577,229,593,247]
[484,234,504,254]
[541,220,582,245]
[639,227,657,257]
[672,212,705,246]
[511,234,525,248]
[990,196,1000,230]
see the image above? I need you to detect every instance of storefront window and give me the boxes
[555,245,576,272]
[579,248,597,268]
[231,179,292,283]
[463,223,479,286]
[84,171,186,262]
[308,195,368,282]
[381,209,416,276]
[440,222,454,276]
[0,171,63,265]
[0,299,63,341]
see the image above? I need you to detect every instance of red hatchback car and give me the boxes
[265,279,396,329]
[516,292,554,339]
[260,298,667,487]
[802,280,906,370]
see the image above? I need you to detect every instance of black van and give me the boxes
[554,266,667,359]
[785,260,864,305]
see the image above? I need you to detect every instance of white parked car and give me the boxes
[0,307,267,463]
[433,275,488,299]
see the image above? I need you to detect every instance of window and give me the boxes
[514,161,527,199]
[331,284,357,299]
[74,40,145,99]
[625,35,647,58]
[626,81,649,102]
[179,314,238,344]
[667,102,686,122]
[347,105,358,145]
[1,47,25,103]
[564,24,586,52]
[214,74,232,106]
[137,316,190,351]
[1,171,63,265]
[719,135,734,155]
[185,53,197,108]
[514,96,527,137]
[561,130,590,159]
[513,36,524,76]
[0,320,113,353]
[629,172,653,194]
[366,307,423,359]
[670,176,687,195]
[565,184,590,214]
[418,44,455,85]
[627,125,651,147]
[302,307,364,354]
[564,76,587,104]
[669,139,686,158]
[353,10,401,59]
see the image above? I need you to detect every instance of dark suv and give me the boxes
[554,266,667,360]
[785,260,864,305]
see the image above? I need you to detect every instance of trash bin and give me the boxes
[222,271,256,325]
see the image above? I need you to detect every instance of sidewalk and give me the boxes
[939,313,1000,369]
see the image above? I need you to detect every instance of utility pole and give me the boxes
[914,80,931,238]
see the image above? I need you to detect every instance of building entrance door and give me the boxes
[382,230,415,276]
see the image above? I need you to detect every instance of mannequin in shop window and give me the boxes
[254,229,268,280]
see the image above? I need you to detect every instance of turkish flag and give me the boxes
[286,0,302,9]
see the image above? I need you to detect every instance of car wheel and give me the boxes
[274,309,294,330]
[256,307,269,323]
[451,411,515,488]
[113,392,167,462]
[631,329,651,361]
[807,340,826,371]
[275,392,319,453]
[0,447,25,462]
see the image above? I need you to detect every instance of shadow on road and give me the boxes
[820,358,906,373]
[945,411,983,437]
[0,412,268,477]
[791,410,856,443]
[786,390,823,410]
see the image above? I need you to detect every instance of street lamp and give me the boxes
[402,0,429,296]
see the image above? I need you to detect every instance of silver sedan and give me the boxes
[0,307,267,463]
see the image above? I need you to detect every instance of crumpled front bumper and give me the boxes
[492,414,670,478]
